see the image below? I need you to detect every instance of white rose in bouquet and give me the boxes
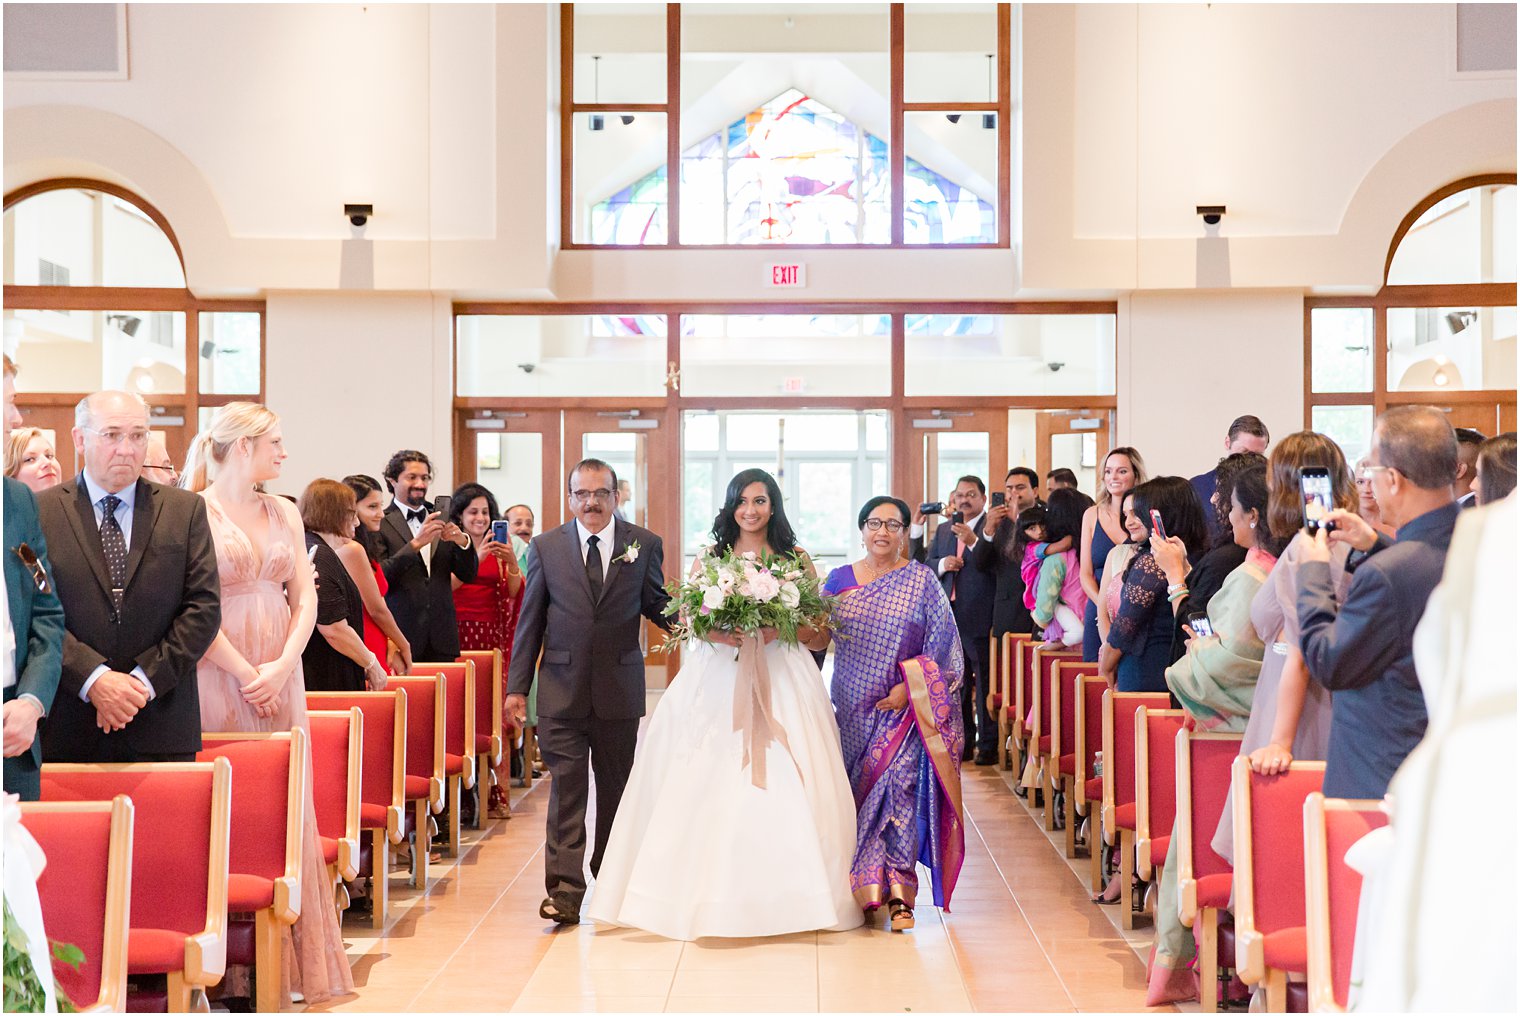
[779,581,801,610]
[701,585,726,611]
[747,568,781,602]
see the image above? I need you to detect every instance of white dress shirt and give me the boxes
[78,472,154,702]
[934,510,985,576]
[575,517,616,582]
[394,497,432,572]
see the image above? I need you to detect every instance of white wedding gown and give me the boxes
[587,639,863,940]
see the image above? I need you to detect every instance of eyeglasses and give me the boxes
[1357,465,1391,481]
[863,518,906,533]
[13,543,50,594]
[570,488,616,504]
[142,464,178,479]
[82,427,150,448]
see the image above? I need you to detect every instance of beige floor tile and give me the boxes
[664,995,819,1013]
[508,994,668,1013]
[818,987,973,1012]
[671,966,819,996]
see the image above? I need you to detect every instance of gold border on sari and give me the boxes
[853,882,918,909]
[901,658,965,827]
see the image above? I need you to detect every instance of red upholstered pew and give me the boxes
[1011,638,1041,777]
[1029,648,1082,829]
[1176,728,1243,1013]
[1134,707,1186,887]
[1074,673,1107,888]
[1304,794,1388,1014]
[308,690,406,928]
[458,648,508,821]
[1100,690,1171,929]
[42,760,231,1013]
[1231,758,1325,1013]
[993,632,1032,769]
[197,731,305,1014]
[21,796,134,1013]
[1052,661,1099,857]
[307,708,364,898]
[413,661,477,855]
[385,674,446,890]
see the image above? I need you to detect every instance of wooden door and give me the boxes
[903,407,1008,544]
[453,408,563,538]
[1035,409,1112,499]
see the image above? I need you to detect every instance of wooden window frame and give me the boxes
[559,3,1013,250]
[1304,174,1518,425]
[3,178,267,416]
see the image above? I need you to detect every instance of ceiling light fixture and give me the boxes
[982,54,997,129]
[589,56,605,131]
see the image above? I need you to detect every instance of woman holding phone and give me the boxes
[1209,432,1357,864]
[1080,447,1147,662]
[449,482,525,818]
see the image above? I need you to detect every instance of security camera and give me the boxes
[1196,205,1226,226]
[345,203,373,228]
[518,363,536,374]
[1047,362,1065,372]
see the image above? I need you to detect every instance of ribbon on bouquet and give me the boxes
[733,633,804,790]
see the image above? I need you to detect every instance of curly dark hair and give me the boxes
[711,468,798,557]
[383,449,432,489]
[1209,451,1268,548]
[1044,487,1095,562]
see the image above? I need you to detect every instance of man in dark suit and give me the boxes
[1190,415,1270,542]
[3,357,65,799]
[37,391,220,763]
[1453,427,1485,508]
[1298,405,1459,800]
[506,458,671,925]
[976,467,1043,640]
[375,450,478,662]
[910,475,996,765]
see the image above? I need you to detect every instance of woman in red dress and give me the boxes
[448,482,525,818]
[342,474,412,675]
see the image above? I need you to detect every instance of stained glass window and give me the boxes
[590,89,995,246]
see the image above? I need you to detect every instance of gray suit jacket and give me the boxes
[507,519,672,720]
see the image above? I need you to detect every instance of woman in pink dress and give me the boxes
[183,402,355,1007]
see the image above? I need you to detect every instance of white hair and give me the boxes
[75,390,150,429]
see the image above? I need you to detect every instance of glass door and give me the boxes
[454,408,563,539]
[1034,409,1112,500]
[904,408,1007,544]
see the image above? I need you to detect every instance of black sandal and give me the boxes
[887,898,915,931]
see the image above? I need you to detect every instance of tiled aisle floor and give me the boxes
[306,762,1173,1013]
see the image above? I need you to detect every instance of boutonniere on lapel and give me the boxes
[614,542,641,566]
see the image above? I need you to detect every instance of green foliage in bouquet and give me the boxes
[662,548,837,648]
[3,901,81,1013]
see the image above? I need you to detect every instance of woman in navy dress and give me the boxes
[1080,447,1147,661]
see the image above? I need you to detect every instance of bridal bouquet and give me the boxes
[662,548,836,648]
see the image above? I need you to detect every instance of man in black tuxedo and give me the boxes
[375,450,478,662]
[37,391,220,763]
[910,475,996,765]
[507,458,671,925]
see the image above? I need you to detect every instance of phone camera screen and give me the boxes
[1301,474,1333,530]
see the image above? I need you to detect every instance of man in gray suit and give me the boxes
[507,458,671,925]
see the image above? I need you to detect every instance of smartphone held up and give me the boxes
[1299,467,1335,533]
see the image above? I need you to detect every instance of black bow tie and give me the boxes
[407,508,427,524]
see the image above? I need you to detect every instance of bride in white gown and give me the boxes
[588,469,862,941]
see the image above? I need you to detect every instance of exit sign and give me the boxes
[767,263,807,287]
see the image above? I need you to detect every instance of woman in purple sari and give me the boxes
[823,496,966,932]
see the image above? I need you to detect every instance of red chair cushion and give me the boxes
[1197,872,1233,910]
[1038,735,1051,753]
[1149,834,1170,867]
[1263,926,1308,973]
[475,734,492,754]
[226,873,275,912]
[360,802,389,829]
[1114,802,1136,830]
[127,928,188,974]
[1084,777,1102,801]
[445,752,465,776]
[321,835,340,866]
[1059,753,1075,776]
[990,693,1003,712]
[404,775,431,800]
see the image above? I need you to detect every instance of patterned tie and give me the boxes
[586,534,604,603]
[100,494,128,613]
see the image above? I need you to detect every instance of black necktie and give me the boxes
[586,534,604,603]
[100,494,128,613]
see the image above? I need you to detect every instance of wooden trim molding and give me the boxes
[1382,173,1517,284]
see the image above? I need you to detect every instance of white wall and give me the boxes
[1119,291,1305,478]
[264,292,455,496]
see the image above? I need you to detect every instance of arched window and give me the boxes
[1305,177,1517,463]
[3,180,264,474]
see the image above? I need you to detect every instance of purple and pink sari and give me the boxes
[824,560,966,911]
